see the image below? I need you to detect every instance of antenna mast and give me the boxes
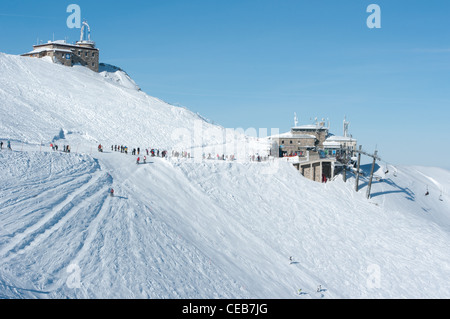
[343,116,350,138]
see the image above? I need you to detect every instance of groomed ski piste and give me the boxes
[1,53,450,299]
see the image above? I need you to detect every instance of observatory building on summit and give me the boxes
[21,21,99,72]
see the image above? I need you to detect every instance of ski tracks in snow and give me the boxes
[0,171,112,263]
[0,152,116,297]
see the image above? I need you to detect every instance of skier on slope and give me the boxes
[136,157,140,164]
[110,188,114,197]
[7,141,12,150]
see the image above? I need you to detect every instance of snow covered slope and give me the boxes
[0,52,449,299]
[1,147,449,299]
[0,53,265,153]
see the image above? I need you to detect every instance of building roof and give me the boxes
[33,40,98,51]
[323,141,341,148]
[22,48,73,56]
[325,135,357,142]
[271,132,317,139]
[292,124,329,131]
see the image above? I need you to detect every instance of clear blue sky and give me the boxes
[1,0,449,168]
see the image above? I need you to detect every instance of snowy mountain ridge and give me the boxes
[0,52,264,153]
[98,63,141,91]
[0,52,449,299]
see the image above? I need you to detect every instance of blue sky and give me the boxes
[1,0,449,168]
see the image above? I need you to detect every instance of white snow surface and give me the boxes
[1,53,450,299]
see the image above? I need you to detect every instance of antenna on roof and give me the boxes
[294,112,298,127]
[343,116,350,137]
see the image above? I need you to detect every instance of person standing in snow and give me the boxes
[136,157,140,164]
[7,141,12,150]
[0,141,3,150]
[143,156,147,164]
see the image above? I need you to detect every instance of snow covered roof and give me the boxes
[271,132,317,139]
[51,40,68,45]
[292,124,328,130]
[33,40,98,51]
[323,141,341,148]
[23,48,47,55]
[23,48,73,55]
[325,135,357,142]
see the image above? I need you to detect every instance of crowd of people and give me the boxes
[1,139,268,165]
[1,141,74,153]
[50,143,71,153]
[109,145,168,159]
[249,154,269,162]
[106,144,270,164]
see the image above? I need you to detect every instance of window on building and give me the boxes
[85,52,88,57]
[92,62,95,67]
[281,140,284,144]
[290,140,293,144]
[78,51,81,56]
[92,52,95,57]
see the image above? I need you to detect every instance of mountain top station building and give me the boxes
[21,21,99,72]
[270,117,357,183]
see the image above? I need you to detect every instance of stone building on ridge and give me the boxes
[21,21,99,72]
